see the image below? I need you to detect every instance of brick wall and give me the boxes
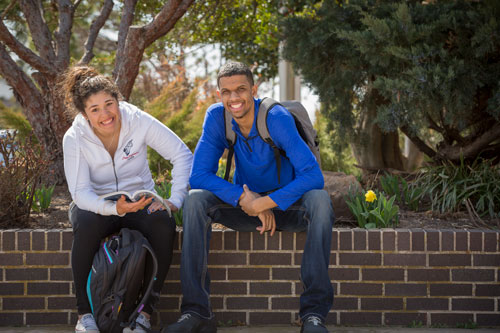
[1,228,499,327]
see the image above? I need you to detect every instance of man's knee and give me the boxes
[303,189,335,227]
[184,189,215,211]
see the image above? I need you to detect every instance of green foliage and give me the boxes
[281,0,500,164]
[415,157,500,218]
[32,184,55,213]
[380,173,422,211]
[407,321,424,328]
[0,101,32,140]
[456,320,477,329]
[0,131,48,227]
[154,180,183,227]
[345,189,399,229]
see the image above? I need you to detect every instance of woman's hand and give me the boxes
[116,195,153,215]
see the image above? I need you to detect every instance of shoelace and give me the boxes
[81,314,98,329]
[306,316,322,326]
[178,313,192,322]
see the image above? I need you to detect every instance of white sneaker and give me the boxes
[75,313,99,333]
[123,313,151,333]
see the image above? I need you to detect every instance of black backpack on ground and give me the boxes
[87,228,158,333]
[224,97,321,184]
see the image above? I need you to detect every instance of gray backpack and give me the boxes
[224,97,320,184]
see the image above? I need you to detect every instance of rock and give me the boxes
[323,171,362,221]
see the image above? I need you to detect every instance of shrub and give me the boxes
[345,189,399,229]
[154,179,183,226]
[0,131,49,227]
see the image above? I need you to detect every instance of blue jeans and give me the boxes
[180,189,335,321]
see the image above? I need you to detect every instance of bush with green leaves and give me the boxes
[380,173,422,211]
[31,184,56,213]
[414,157,500,218]
[154,180,183,226]
[345,189,399,229]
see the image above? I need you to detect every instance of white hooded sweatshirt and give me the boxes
[63,101,193,216]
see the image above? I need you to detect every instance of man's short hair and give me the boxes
[217,61,254,88]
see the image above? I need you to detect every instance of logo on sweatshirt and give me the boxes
[122,139,138,160]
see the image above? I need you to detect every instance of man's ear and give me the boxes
[216,90,221,100]
[252,85,257,97]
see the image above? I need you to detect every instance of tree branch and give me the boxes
[113,0,138,77]
[19,0,56,62]
[1,0,18,20]
[143,0,194,45]
[54,0,73,70]
[400,125,437,159]
[78,0,113,65]
[0,22,56,76]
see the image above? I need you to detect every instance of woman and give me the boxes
[61,66,193,333]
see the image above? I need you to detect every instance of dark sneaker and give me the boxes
[300,315,328,333]
[163,313,217,333]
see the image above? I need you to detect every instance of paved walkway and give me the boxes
[0,326,498,333]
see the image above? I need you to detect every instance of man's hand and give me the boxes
[256,209,276,236]
[147,199,178,214]
[239,184,261,216]
[116,195,153,215]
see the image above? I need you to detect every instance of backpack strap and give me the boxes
[224,108,236,182]
[256,97,284,184]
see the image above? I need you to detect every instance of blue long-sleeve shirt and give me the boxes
[189,98,324,210]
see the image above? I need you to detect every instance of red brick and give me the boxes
[250,282,291,295]
[452,298,495,311]
[397,230,410,251]
[209,231,222,250]
[455,230,468,251]
[61,231,73,251]
[249,312,291,325]
[476,284,500,296]
[477,314,500,326]
[211,282,246,295]
[426,230,439,251]
[267,232,279,250]
[384,253,425,266]
[210,296,224,309]
[252,232,265,250]
[354,229,367,250]
[331,297,358,310]
[296,232,307,250]
[411,230,425,251]
[385,283,427,296]
[339,230,352,250]
[361,297,403,310]
[208,253,246,265]
[249,253,291,265]
[48,296,76,309]
[483,231,498,252]
[0,253,23,266]
[17,231,30,251]
[0,313,23,326]
[282,232,294,250]
[429,254,471,267]
[6,268,48,281]
[340,312,381,325]
[383,231,395,251]
[384,312,427,326]
[27,282,70,295]
[469,230,483,251]
[368,230,381,250]
[47,231,61,251]
[213,311,246,325]
[431,313,473,326]
[340,283,382,296]
[452,269,495,281]
[158,296,180,310]
[271,296,299,309]
[0,282,24,295]
[441,230,454,251]
[223,231,236,250]
[272,267,300,281]
[407,298,448,310]
[339,253,381,266]
[26,312,68,325]
[170,252,181,265]
[362,268,404,281]
[162,282,181,295]
[2,231,15,251]
[208,267,226,280]
[473,254,500,266]
[32,231,45,251]
[238,232,250,250]
[430,283,472,296]
[26,253,69,266]
[331,230,338,251]
[228,268,269,280]
[408,269,449,281]
[227,296,268,309]
[3,297,45,310]
[330,268,358,281]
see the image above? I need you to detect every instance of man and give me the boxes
[165,61,334,333]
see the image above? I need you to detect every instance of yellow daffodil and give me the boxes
[365,190,377,203]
